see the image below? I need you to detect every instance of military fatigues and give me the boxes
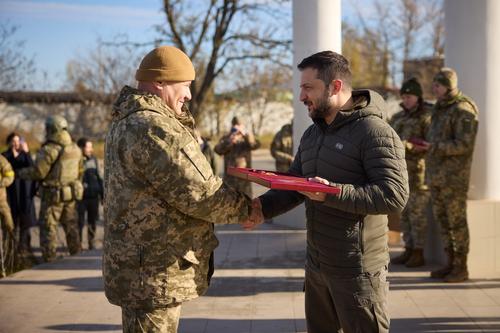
[18,130,83,262]
[214,129,260,197]
[0,155,15,275]
[270,123,293,173]
[426,92,478,272]
[0,155,15,235]
[389,102,432,249]
[103,86,251,332]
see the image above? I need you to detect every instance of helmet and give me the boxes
[45,115,68,134]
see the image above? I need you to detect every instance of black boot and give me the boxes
[431,248,453,278]
[444,254,469,282]
[405,248,425,267]
[391,247,412,265]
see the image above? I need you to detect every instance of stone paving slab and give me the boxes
[1,224,500,333]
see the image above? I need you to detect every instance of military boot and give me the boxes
[430,248,453,278]
[444,255,469,283]
[391,247,412,265]
[405,248,425,267]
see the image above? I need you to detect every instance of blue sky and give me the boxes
[0,0,370,91]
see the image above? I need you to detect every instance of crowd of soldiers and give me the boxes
[0,117,104,275]
[389,68,478,283]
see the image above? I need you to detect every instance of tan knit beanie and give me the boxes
[433,67,458,90]
[135,46,195,82]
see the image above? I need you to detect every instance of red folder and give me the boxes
[227,167,341,194]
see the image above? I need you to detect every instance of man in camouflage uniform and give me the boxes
[0,155,15,276]
[389,78,432,267]
[214,117,260,197]
[417,68,479,282]
[18,116,83,262]
[103,46,259,333]
[270,122,293,172]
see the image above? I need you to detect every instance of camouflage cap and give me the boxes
[433,67,458,90]
[400,77,423,97]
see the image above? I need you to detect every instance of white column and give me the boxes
[442,0,500,278]
[275,0,341,229]
[445,0,500,200]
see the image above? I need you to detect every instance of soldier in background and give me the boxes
[389,78,432,267]
[0,155,15,276]
[18,115,83,262]
[214,117,260,197]
[416,68,479,282]
[76,138,103,250]
[270,122,293,172]
[103,46,260,332]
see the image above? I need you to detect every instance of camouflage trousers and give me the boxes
[122,304,182,333]
[0,200,14,233]
[224,175,252,198]
[400,188,430,248]
[39,199,81,262]
[430,186,469,256]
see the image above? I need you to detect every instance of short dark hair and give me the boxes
[77,137,89,149]
[297,51,352,90]
[231,116,240,126]
[6,132,20,145]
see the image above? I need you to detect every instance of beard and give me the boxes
[305,90,334,119]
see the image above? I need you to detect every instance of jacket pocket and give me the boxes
[181,141,213,181]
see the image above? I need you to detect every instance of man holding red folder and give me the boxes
[247,51,409,333]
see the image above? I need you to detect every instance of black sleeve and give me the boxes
[259,143,305,219]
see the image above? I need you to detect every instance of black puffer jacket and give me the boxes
[260,90,409,275]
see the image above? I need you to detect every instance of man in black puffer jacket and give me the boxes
[253,51,409,333]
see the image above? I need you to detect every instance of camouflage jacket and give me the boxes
[389,102,432,190]
[214,129,260,169]
[103,86,251,310]
[214,128,260,197]
[18,131,83,205]
[270,124,293,173]
[425,92,479,190]
[0,154,14,202]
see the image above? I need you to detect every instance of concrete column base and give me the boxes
[425,199,500,279]
[467,199,500,279]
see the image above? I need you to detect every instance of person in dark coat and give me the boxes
[76,138,103,250]
[2,132,38,265]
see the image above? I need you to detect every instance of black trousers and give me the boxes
[77,198,99,249]
[14,213,33,254]
[305,263,390,333]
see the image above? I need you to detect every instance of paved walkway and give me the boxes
[1,150,499,332]
[1,223,500,333]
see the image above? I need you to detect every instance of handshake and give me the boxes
[241,198,264,231]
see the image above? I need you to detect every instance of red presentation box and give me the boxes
[227,167,341,194]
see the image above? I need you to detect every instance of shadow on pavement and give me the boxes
[206,276,304,297]
[216,252,306,269]
[32,254,102,270]
[388,276,500,290]
[0,276,103,292]
[391,316,500,332]
[178,318,306,333]
[45,324,121,331]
